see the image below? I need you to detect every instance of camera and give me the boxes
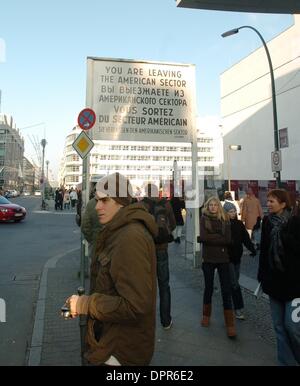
[61,304,71,319]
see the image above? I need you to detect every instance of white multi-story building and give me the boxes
[220,15,300,201]
[58,118,223,194]
[0,114,24,190]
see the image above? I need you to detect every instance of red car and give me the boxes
[0,195,26,222]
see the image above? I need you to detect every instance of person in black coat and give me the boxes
[223,201,256,320]
[258,189,300,366]
[170,196,185,243]
[55,188,63,210]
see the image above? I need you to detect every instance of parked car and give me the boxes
[4,189,19,198]
[34,190,42,196]
[0,196,26,222]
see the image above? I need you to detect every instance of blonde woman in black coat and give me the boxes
[198,196,236,338]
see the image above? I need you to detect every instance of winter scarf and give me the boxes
[203,211,227,235]
[269,209,291,272]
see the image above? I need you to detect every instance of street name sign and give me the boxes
[72,131,94,159]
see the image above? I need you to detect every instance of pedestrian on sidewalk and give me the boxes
[142,183,176,330]
[223,201,256,321]
[55,188,63,210]
[65,173,158,366]
[240,188,263,246]
[222,191,241,219]
[81,195,104,262]
[198,196,236,338]
[257,189,300,366]
[170,195,185,243]
[63,190,71,210]
[70,188,78,209]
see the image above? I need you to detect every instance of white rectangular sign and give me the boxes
[271,150,282,172]
[86,57,196,143]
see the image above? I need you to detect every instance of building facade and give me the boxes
[22,157,35,194]
[58,120,223,194]
[220,15,300,202]
[0,114,24,191]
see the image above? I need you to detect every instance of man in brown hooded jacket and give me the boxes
[66,173,158,366]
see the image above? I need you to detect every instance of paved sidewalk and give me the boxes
[28,238,276,366]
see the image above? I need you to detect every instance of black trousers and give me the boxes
[202,262,233,310]
[156,249,172,327]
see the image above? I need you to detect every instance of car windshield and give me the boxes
[0,196,11,204]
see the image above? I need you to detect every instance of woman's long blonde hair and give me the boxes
[203,196,227,221]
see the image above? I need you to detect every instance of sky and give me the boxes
[0,0,294,179]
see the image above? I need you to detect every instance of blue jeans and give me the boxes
[156,249,171,327]
[252,228,261,246]
[269,296,300,366]
[229,263,244,310]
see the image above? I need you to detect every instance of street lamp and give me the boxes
[221,26,281,188]
[46,160,49,182]
[40,139,47,210]
[227,145,242,192]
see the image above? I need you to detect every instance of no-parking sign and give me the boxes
[77,108,96,130]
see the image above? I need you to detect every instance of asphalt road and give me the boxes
[0,196,80,365]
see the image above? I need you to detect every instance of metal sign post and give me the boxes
[72,108,95,366]
[73,111,95,288]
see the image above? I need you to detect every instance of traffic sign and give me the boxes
[77,108,96,130]
[271,150,282,172]
[72,131,94,159]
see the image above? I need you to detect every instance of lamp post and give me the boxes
[222,26,281,188]
[46,160,49,182]
[173,159,182,197]
[227,145,242,192]
[40,139,47,210]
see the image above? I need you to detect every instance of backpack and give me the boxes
[144,198,173,244]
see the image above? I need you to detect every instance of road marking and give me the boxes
[32,211,76,215]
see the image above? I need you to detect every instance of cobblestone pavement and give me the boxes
[29,237,276,366]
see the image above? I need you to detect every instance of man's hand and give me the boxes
[64,294,90,317]
[65,295,79,318]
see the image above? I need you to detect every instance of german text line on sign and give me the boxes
[86,57,196,143]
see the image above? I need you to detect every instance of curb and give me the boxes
[27,247,80,366]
